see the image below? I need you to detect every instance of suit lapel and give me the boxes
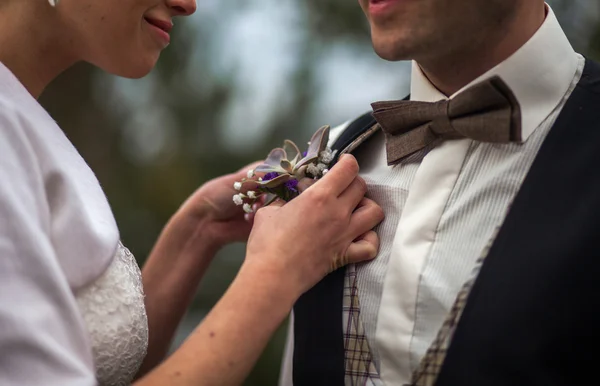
[292,111,377,386]
[332,112,377,156]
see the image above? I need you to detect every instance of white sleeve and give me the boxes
[0,110,97,385]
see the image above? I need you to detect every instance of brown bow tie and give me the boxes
[372,76,523,165]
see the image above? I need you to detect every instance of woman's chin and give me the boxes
[119,67,154,79]
[100,56,159,79]
[117,63,157,79]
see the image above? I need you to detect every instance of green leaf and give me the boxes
[293,125,330,171]
[255,164,287,174]
[280,159,293,173]
[264,148,287,167]
[293,155,318,173]
[263,193,280,206]
[293,164,308,179]
[283,140,301,164]
[308,125,330,157]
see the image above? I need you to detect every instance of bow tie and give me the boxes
[372,76,523,166]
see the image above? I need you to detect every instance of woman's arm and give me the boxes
[138,260,298,386]
[135,155,384,386]
[137,210,220,375]
[138,164,260,375]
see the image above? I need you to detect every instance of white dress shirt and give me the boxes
[280,5,584,385]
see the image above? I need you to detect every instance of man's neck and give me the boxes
[418,3,547,97]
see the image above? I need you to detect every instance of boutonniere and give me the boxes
[233,125,337,213]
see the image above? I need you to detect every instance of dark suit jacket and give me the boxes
[292,58,600,386]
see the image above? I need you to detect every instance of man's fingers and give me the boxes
[311,154,359,197]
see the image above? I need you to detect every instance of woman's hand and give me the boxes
[176,162,263,251]
[137,154,383,386]
[244,154,384,298]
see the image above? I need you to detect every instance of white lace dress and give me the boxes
[75,243,149,386]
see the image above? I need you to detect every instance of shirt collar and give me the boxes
[410,4,580,141]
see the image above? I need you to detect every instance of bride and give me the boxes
[0,0,384,385]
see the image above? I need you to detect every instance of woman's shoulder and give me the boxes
[0,91,57,171]
[0,93,29,133]
[0,91,120,290]
[0,89,104,198]
[0,93,78,235]
[0,96,45,188]
[0,93,64,209]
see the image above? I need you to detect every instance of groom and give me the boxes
[280,1,600,385]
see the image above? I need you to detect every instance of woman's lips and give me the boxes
[144,17,173,46]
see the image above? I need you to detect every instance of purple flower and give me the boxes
[263,172,279,181]
[302,151,307,157]
[285,179,299,193]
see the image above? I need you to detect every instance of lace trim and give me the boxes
[75,243,148,385]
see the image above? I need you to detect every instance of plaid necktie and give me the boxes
[372,76,522,165]
[343,264,380,385]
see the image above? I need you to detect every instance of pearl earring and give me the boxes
[48,0,59,7]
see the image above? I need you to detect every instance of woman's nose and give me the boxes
[166,0,196,16]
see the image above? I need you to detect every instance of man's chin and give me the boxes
[371,38,411,62]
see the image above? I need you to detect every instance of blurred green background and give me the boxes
[39,1,600,384]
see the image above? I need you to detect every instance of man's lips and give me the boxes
[368,0,402,16]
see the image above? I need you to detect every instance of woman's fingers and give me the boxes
[310,154,359,197]
[267,198,285,208]
[233,161,264,189]
[244,154,385,295]
[347,198,385,241]
[244,195,269,223]
[236,161,264,175]
[329,231,379,272]
[338,176,367,212]
[296,177,316,193]
[343,231,380,266]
